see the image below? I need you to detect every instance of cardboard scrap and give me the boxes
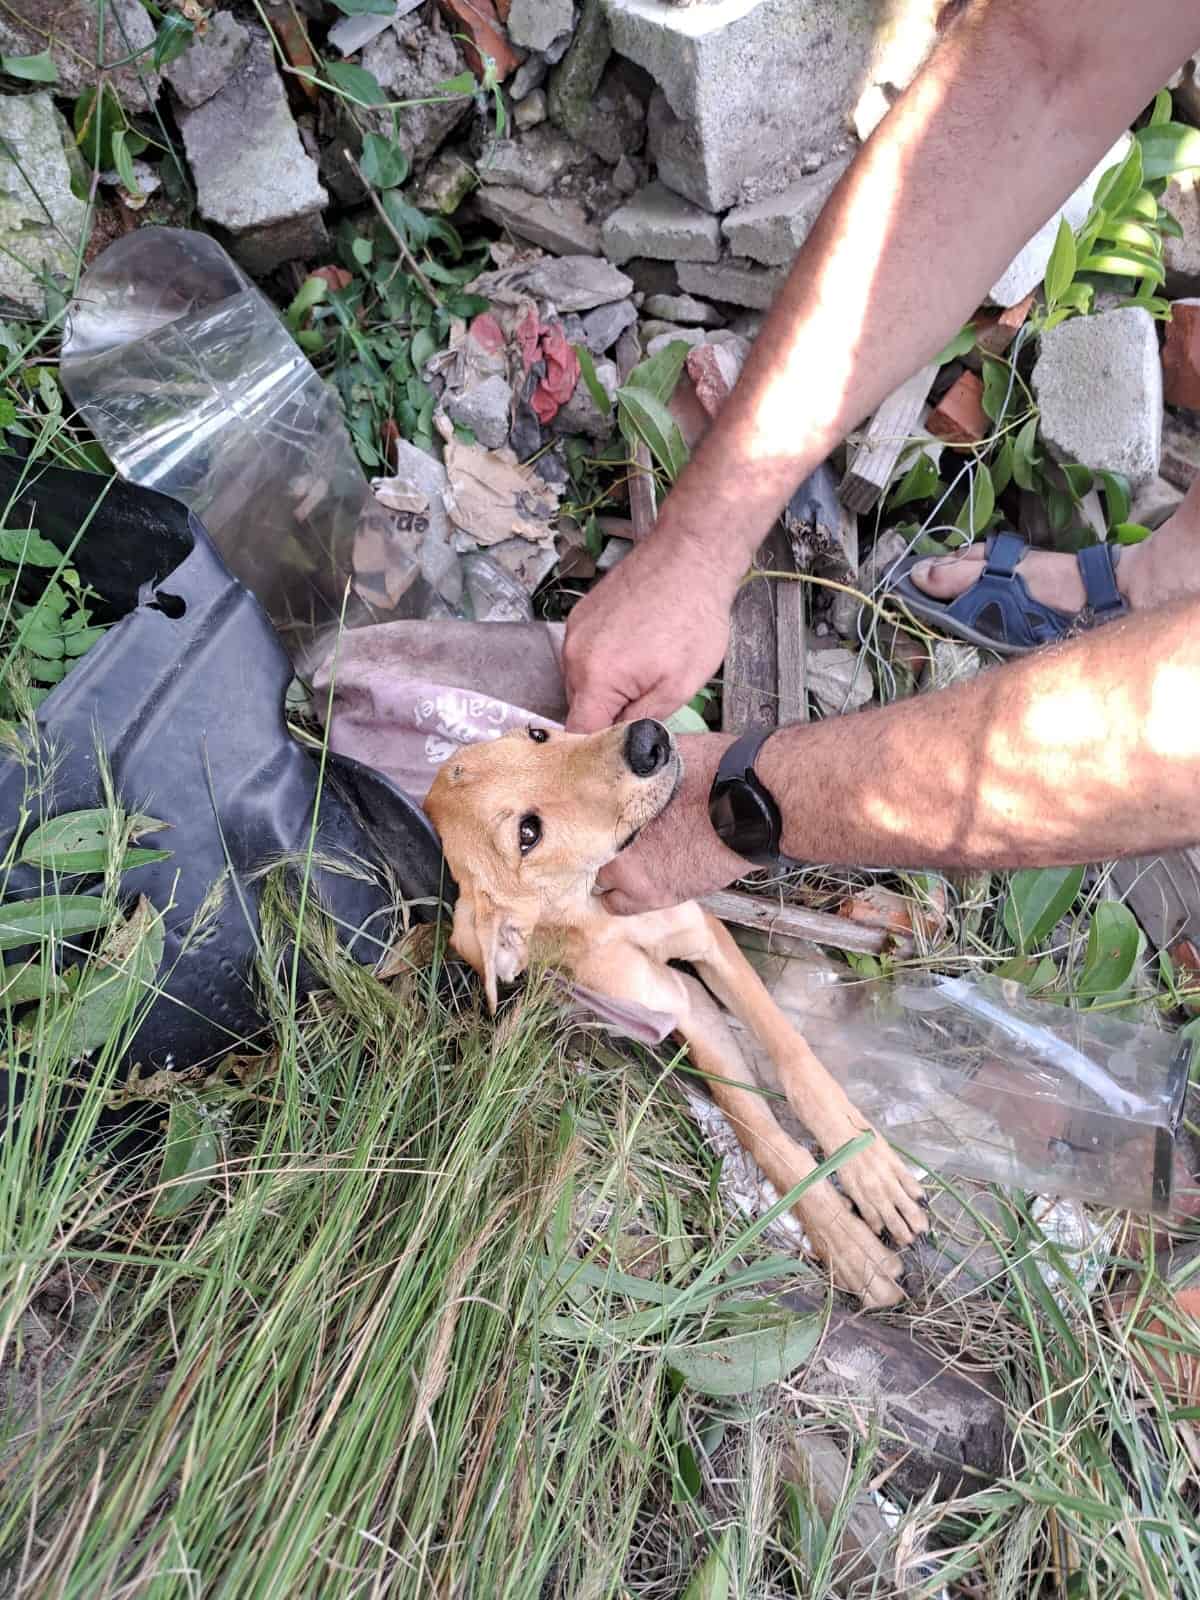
[437,416,560,547]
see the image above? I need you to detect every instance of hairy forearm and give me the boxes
[657,0,1200,578]
[757,599,1200,871]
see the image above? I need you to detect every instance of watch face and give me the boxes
[712,778,776,858]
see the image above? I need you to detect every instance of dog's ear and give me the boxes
[449,888,531,1014]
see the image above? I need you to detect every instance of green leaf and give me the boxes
[1011,416,1040,491]
[681,1530,736,1600]
[936,324,976,364]
[990,435,1014,496]
[62,626,105,658]
[1076,900,1142,1001]
[359,132,410,190]
[151,13,195,69]
[153,1099,222,1218]
[1003,865,1085,952]
[0,526,62,567]
[0,894,111,953]
[1044,216,1077,308]
[110,129,140,197]
[1148,88,1173,127]
[2,50,58,82]
[432,70,477,96]
[665,704,708,735]
[885,449,940,510]
[954,464,994,538]
[320,61,388,107]
[574,343,612,418]
[1092,141,1142,217]
[980,356,1011,423]
[1136,121,1200,182]
[328,0,393,11]
[1113,520,1152,545]
[1157,205,1184,240]
[673,1440,702,1503]
[286,275,329,329]
[1060,462,1093,501]
[626,340,688,406]
[994,953,1057,993]
[617,387,689,482]
[410,326,437,370]
[667,1311,822,1397]
[20,808,169,876]
[46,895,163,1058]
[73,84,145,171]
[1097,470,1130,529]
[1077,247,1165,284]
[1095,217,1159,253]
[0,959,64,1006]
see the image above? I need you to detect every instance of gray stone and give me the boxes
[447,375,513,449]
[473,253,632,310]
[721,156,850,266]
[988,136,1130,306]
[475,187,600,254]
[165,10,250,108]
[415,150,475,213]
[678,256,787,311]
[607,0,933,212]
[646,326,705,354]
[478,126,586,196]
[596,536,633,570]
[612,154,639,195]
[1131,473,1183,531]
[508,0,574,53]
[511,55,549,100]
[1032,307,1162,491]
[548,0,612,142]
[806,647,873,716]
[553,358,618,437]
[580,297,638,351]
[567,60,647,165]
[0,0,160,111]
[1164,173,1200,297]
[0,94,89,314]
[1174,56,1200,124]
[643,292,723,326]
[622,257,678,296]
[178,35,328,275]
[601,181,721,265]
[362,15,473,169]
[514,89,548,130]
[924,640,982,691]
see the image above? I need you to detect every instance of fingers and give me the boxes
[565,686,631,733]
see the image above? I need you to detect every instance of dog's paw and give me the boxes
[829,1123,927,1247]
[801,1193,906,1308]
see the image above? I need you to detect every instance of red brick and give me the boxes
[926,370,988,445]
[1162,298,1200,411]
[972,290,1035,358]
[436,0,521,82]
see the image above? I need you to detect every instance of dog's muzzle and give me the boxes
[623,718,673,778]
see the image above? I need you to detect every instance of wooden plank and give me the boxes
[774,569,808,726]
[839,361,938,513]
[722,526,800,731]
[701,887,915,959]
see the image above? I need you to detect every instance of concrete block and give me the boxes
[0,94,89,314]
[1164,173,1200,298]
[478,126,587,196]
[988,136,1130,306]
[0,0,160,111]
[642,293,723,326]
[508,0,574,54]
[721,156,850,266]
[475,187,601,254]
[678,256,787,311]
[1032,307,1162,490]
[165,11,250,108]
[548,0,612,145]
[363,16,473,166]
[178,34,328,275]
[601,181,721,265]
[606,0,934,212]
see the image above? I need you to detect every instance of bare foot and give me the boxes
[800,1188,907,1308]
[910,541,1095,613]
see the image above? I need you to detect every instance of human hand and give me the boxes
[596,732,749,914]
[563,531,738,733]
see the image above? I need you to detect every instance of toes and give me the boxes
[909,552,982,601]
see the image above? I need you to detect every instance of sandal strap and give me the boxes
[982,530,1029,579]
[1076,543,1124,616]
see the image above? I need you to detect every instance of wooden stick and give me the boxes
[343,148,442,309]
[702,887,915,958]
[839,361,938,513]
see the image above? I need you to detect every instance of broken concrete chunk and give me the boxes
[478,126,587,196]
[806,647,873,716]
[511,55,549,99]
[0,0,160,111]
[363,17,474,166]
[580,297,638,351]
[1164,173,1200,298]
[329,0,424,57]
[678,257,787,311]
[178,34,328,275]
[165,11,251,108]
[721,156,850,267]
[645,326,706,354]
[514,89,548,130]
[508,0,575,52]
[602,182,721,266]
[548,0,612,139]
[0,94,90,315]
[415,150,475,213]
[472,253,632,311]
[553,358,618,436]
[988,135,1130,306]
[568,59,648,165]
[1032,306,1162,491]
[475,187,601,255]
[642,293,723,327]
[447,375,513,449]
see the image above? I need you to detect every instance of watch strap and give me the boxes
[709,727,783,865]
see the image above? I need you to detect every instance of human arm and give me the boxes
[563,0,1200,732]
[597,598,1200,913]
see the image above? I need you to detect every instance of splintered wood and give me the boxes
[722,526,808,731]
[839,361,938,513]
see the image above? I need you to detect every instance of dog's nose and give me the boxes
[624,718,672,778]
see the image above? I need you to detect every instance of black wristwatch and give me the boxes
[708,728,783,866]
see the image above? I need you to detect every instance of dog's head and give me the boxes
[424,719,679,1010]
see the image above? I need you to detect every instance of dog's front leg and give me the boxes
[633,905,926,1249]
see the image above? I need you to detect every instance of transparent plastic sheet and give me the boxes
[60,228,477,671]
[738,961,1188,1213]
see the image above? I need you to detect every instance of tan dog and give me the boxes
[424,718,926,1307]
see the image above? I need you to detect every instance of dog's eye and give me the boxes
[518,814,542,854]
[528,726,549,744]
